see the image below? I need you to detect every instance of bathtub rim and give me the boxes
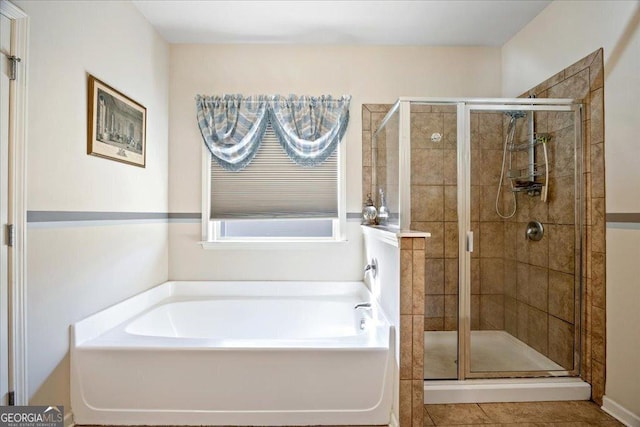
[72,280,383,348]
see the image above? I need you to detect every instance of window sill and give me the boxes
[199,239,349,250]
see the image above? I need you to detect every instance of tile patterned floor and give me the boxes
[424,401,623,426]
[78,401,623,427]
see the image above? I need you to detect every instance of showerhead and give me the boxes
[505,111,527,119]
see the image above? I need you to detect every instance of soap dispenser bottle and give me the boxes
[377,188,389,225]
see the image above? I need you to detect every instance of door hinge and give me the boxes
[6,223,14,247]
[7,390,15,405]
[8,55,21,81]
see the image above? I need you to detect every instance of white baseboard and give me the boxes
[602,396,640,427]
[64,411,74,427]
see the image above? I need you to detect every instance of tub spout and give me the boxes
[354,302,372,310]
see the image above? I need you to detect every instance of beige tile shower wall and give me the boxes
[519,49,606,403]
[502,106,578,369]
[408,105,460,332]
[411,109,508,333]
[472,112,508,332]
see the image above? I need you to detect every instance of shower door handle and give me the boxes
[466,231,474,253]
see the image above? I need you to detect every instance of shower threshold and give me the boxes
[424,377,591,404]
[424,331,590,403]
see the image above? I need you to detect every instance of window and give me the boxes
[202,125,346,244]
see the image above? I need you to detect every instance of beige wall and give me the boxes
[606,226,640,412]
[20,1,169,212]
[168,45,501,280]
[502,0,640,416]
[14,0,170,410]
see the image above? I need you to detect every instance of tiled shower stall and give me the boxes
[362,48,606,425]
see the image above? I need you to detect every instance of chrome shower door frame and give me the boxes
[373,98,583,381]
[458,101,584,380]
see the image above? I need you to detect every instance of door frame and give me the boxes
[0,0,28,405]
[459,101,583,380]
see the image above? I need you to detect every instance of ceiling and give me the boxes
[132,0,552,46]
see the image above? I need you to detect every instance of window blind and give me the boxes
[210,125,338,219]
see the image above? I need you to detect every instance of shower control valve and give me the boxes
[525,221,544,241]
[364,258,378,279]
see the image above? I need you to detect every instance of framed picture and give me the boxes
[87,74,146,167]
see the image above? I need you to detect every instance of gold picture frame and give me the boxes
[87,74,146,167]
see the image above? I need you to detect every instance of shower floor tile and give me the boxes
[425,330,563,379]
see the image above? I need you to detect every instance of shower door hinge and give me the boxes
[6,224,14,247]
[7,390,15,406]
[8,56,21,81]
[466,231,474,253]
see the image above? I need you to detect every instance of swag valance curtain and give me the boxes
[196,94,351,171]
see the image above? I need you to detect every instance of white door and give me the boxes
[0,11,12,404]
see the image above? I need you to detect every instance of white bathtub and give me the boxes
[70,281,394,426]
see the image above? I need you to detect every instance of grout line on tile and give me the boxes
[477,403,495,423]
[423,405,436,426]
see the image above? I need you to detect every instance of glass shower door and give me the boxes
[404,102,460,380]
[463,102,582,378]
